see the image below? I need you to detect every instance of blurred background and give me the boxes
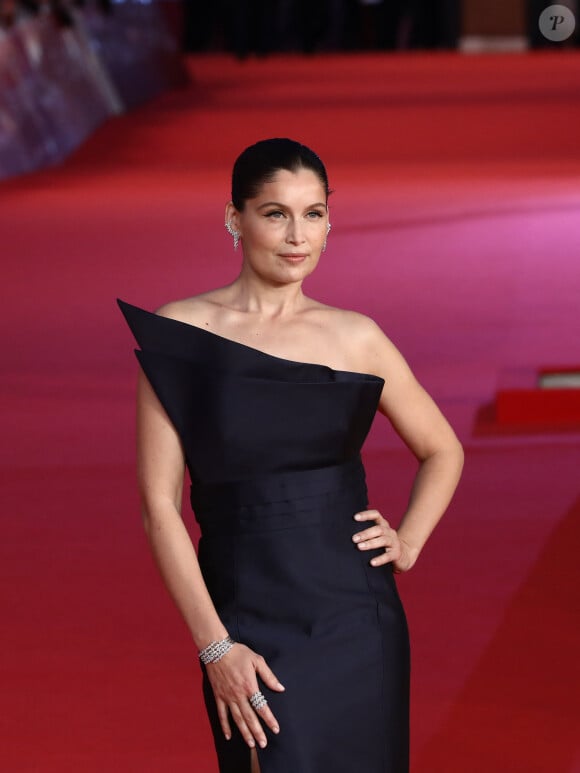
[1,0,578,180]
[181,0,579,54]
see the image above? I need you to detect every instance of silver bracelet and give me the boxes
[199,635,236,665]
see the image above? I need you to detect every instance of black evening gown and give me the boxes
[118,300,410,773]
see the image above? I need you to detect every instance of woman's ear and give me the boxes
[224,201,240,233]
[224,202,241,250]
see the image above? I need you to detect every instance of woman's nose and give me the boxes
[286,219,305,243]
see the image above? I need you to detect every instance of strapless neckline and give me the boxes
[117,299,384,384]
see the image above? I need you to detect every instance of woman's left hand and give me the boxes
[352,510,415,574]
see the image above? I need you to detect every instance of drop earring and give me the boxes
[322,222,331,253]
[225,220,240,250]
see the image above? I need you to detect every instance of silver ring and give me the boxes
[249,691,268,711]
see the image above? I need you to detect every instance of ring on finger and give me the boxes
[249,691,268,711]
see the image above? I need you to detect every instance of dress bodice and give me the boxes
[118,300,385,485]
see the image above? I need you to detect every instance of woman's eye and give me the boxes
[307,211,324,219]
[265,210,284,219]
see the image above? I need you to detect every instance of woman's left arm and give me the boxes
[352,318,464,573]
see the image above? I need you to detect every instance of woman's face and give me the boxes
[227,168,329,286]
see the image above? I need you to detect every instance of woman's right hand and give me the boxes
[205,643,285,749]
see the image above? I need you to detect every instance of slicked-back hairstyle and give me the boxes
[231,138,330,211]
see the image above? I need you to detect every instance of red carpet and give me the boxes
[2,53,580,771]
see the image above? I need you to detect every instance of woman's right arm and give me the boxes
[136,369,284,748]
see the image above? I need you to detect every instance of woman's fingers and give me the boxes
[354,509,388,522]
[256,702,280,736]
[217,698,232,741]
[230,701,262,748]
[352,524,384,543]
[354,511,390,535]
[354,509,389,525]
[369,547,399,566]
[352,510,415,573]
[353,511,396,548]
[253,656,283,735]
[353,509,401,566]
[229,689,280,748]
[357,535,395,551]
[254,654,285,693]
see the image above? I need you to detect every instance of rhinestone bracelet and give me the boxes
[199,635,236,665]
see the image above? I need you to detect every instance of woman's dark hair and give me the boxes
[231,138,330,210]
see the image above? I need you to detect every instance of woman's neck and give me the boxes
[227,273,310,320]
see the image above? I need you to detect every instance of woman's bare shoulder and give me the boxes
[155,289,226,325]
[307,301,404,374]
[310,301,388,344]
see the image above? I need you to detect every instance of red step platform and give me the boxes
[495,367,580,428]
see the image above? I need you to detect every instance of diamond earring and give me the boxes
[322,222,331,253]
[225,220,240,250]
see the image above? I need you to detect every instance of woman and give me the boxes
[119,138,463,773]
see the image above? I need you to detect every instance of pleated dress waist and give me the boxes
[191,456,367,536]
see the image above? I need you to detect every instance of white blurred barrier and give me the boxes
[0,1,186,181]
